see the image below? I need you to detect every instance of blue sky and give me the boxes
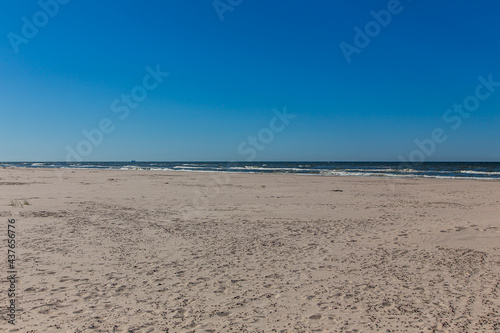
[1,0,499,161]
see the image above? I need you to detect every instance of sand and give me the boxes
[0,167,499,332]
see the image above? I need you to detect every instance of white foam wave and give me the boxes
[172,166,207,169]
[460,170,500,175]
[239,166,305,172]
[119,165,144,170]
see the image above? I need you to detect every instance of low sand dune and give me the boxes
[0,168,499,332]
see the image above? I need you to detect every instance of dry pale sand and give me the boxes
[0,167,499,332]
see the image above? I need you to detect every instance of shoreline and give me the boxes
[2,165,500,181]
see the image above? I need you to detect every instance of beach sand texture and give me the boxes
[0,168,499,332]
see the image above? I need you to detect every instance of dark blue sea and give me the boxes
[2,162,500,180]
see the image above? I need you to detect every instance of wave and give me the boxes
[172,166,208,169]
[119,165,144,170]
[241,166,306,172]
[421,175,498,180]
[460,170,500,175]
[2,162,499,180]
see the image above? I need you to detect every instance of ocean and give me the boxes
[1,162,500,180]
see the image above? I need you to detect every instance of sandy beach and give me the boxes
[1,167,499,332]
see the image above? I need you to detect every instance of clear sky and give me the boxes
[1,0,499,162]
